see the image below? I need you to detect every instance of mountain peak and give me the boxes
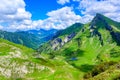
[93,13,105,21]
[96,13,104,17]
[90,13,120,30]
[90,13,111,30]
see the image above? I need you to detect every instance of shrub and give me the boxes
[84,61,116,79]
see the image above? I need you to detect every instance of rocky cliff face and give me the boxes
[38,14,120,55]
[89,13,120,46]
[50,32,76,50]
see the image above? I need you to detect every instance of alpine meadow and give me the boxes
[0,0,120,80]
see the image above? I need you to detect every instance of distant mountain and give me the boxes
[38,13,120,79]
[25,29,57,42]
[37,23,83,52]
[0,29,57,49]
[1,13,120,80]
[52,23,83,39]
[25,29,57,38]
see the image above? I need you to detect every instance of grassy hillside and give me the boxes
[1,13,120,80]
[52,23,83,39]
[38,14,120,80]
[0,39,82,80]
[0,30,42,49]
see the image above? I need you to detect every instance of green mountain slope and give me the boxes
[0,39,82,80]
[0,30,42,49]
[0,29,57,49]
[38,23,83,53]
[52,23,83,38]
[38,13,120,79]
[1,13,120,80]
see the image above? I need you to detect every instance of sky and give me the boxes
[0,0,120,31]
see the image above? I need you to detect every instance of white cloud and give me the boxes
[57,0,70,5]
[78,0,120,22]
[72,0,80,2]
[26,7,82,30]
[34,7,82,30]
[0,25,3,30]
[0,0,82,31]
[1,0,120,31]
[0,0,32,31]
[0,0,31,22]
[5,6,82,31]
[0,0,25,14]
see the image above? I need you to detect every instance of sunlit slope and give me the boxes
[38,13,120,79]
[0,39,82,80]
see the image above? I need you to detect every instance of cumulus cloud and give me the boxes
[1,0,120,31]
[33,7,82,30]
[0,0,31,22]
[72,0,80,2]
[78,0,120,22]
[0,0,81,31]
[0,25,3,30]
[57,0,70,5]
[0,0,32,31]
[6,6,82,31]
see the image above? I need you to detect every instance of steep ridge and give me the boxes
[90,13,120,45]
[38,23,83,53]
[1,13,120,80]
[52,23,83,38]
[38,13,120,54]
[38,13,120,79]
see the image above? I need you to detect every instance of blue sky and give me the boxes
[24,0,61,20]
[0,0,120,31]
[24,0,80,20]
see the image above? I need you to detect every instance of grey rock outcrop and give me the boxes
[51,33,76,50]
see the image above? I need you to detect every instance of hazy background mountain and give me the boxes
[0,29,57,49]
[1,0,120,79]
[0,14,120,80]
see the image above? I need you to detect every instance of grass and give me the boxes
[1,14,120,79]
[41,21,120,79]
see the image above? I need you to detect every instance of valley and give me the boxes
[0,14,120,80]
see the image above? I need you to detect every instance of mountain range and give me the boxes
[38,13,120,79]
[0,13,120,80]
[0,29,57,49]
